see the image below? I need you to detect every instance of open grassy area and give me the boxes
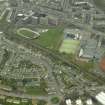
[59,39,80,54]
[17,28,40,39]
[50,97,59,104]
[26,86,47,96]
[35,27,64,50]
[26,80,47,96]
[93,0,105,11]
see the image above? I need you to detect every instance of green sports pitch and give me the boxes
[59,39,80,54]
[35,27,64,50]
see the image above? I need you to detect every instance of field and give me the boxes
[93,0,105,11]
[17,28,40,39]
[59,39,80,54]
[35,27,64,50]
[26,86,47,96]
[25,80,48,96]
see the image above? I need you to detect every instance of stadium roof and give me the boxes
[66,99,72,105]
[96,91,105,105]
[86,99,93,105]
[76,99,83,105]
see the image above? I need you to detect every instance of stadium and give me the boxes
[17,28,40,39]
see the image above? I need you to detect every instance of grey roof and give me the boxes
[81,39,98,58]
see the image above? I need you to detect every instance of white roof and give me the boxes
[74,1,93,7]
[79,49,84,57]
[66,99,72,105]
[100,92,105,97]
[75,1,88,5]
[0,32,3,34]
[86,99,93,105]
[17,14,23,16]
[76,99,83,105]
[96,91,105,105]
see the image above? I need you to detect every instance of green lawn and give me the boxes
[17,28,40,39]
[26,80,48,96]
[59,39,80,54]
[26,86,47,96]
[35,27,64,50]
[50,97,59,104]
[93,0,105,11]
[37,100,47,105]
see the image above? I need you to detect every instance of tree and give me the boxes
[37,100,47,105]
[51,97,59,104]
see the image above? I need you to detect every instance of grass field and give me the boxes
[26,80,47,96]
[35,27,64,50]
[59,39,80,54]
[17,28,40,39]
[93,0,105,11]
[26,86,47,96]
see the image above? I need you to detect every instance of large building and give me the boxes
[96,91,105,105]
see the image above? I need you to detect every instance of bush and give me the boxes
[51,97,59,104]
